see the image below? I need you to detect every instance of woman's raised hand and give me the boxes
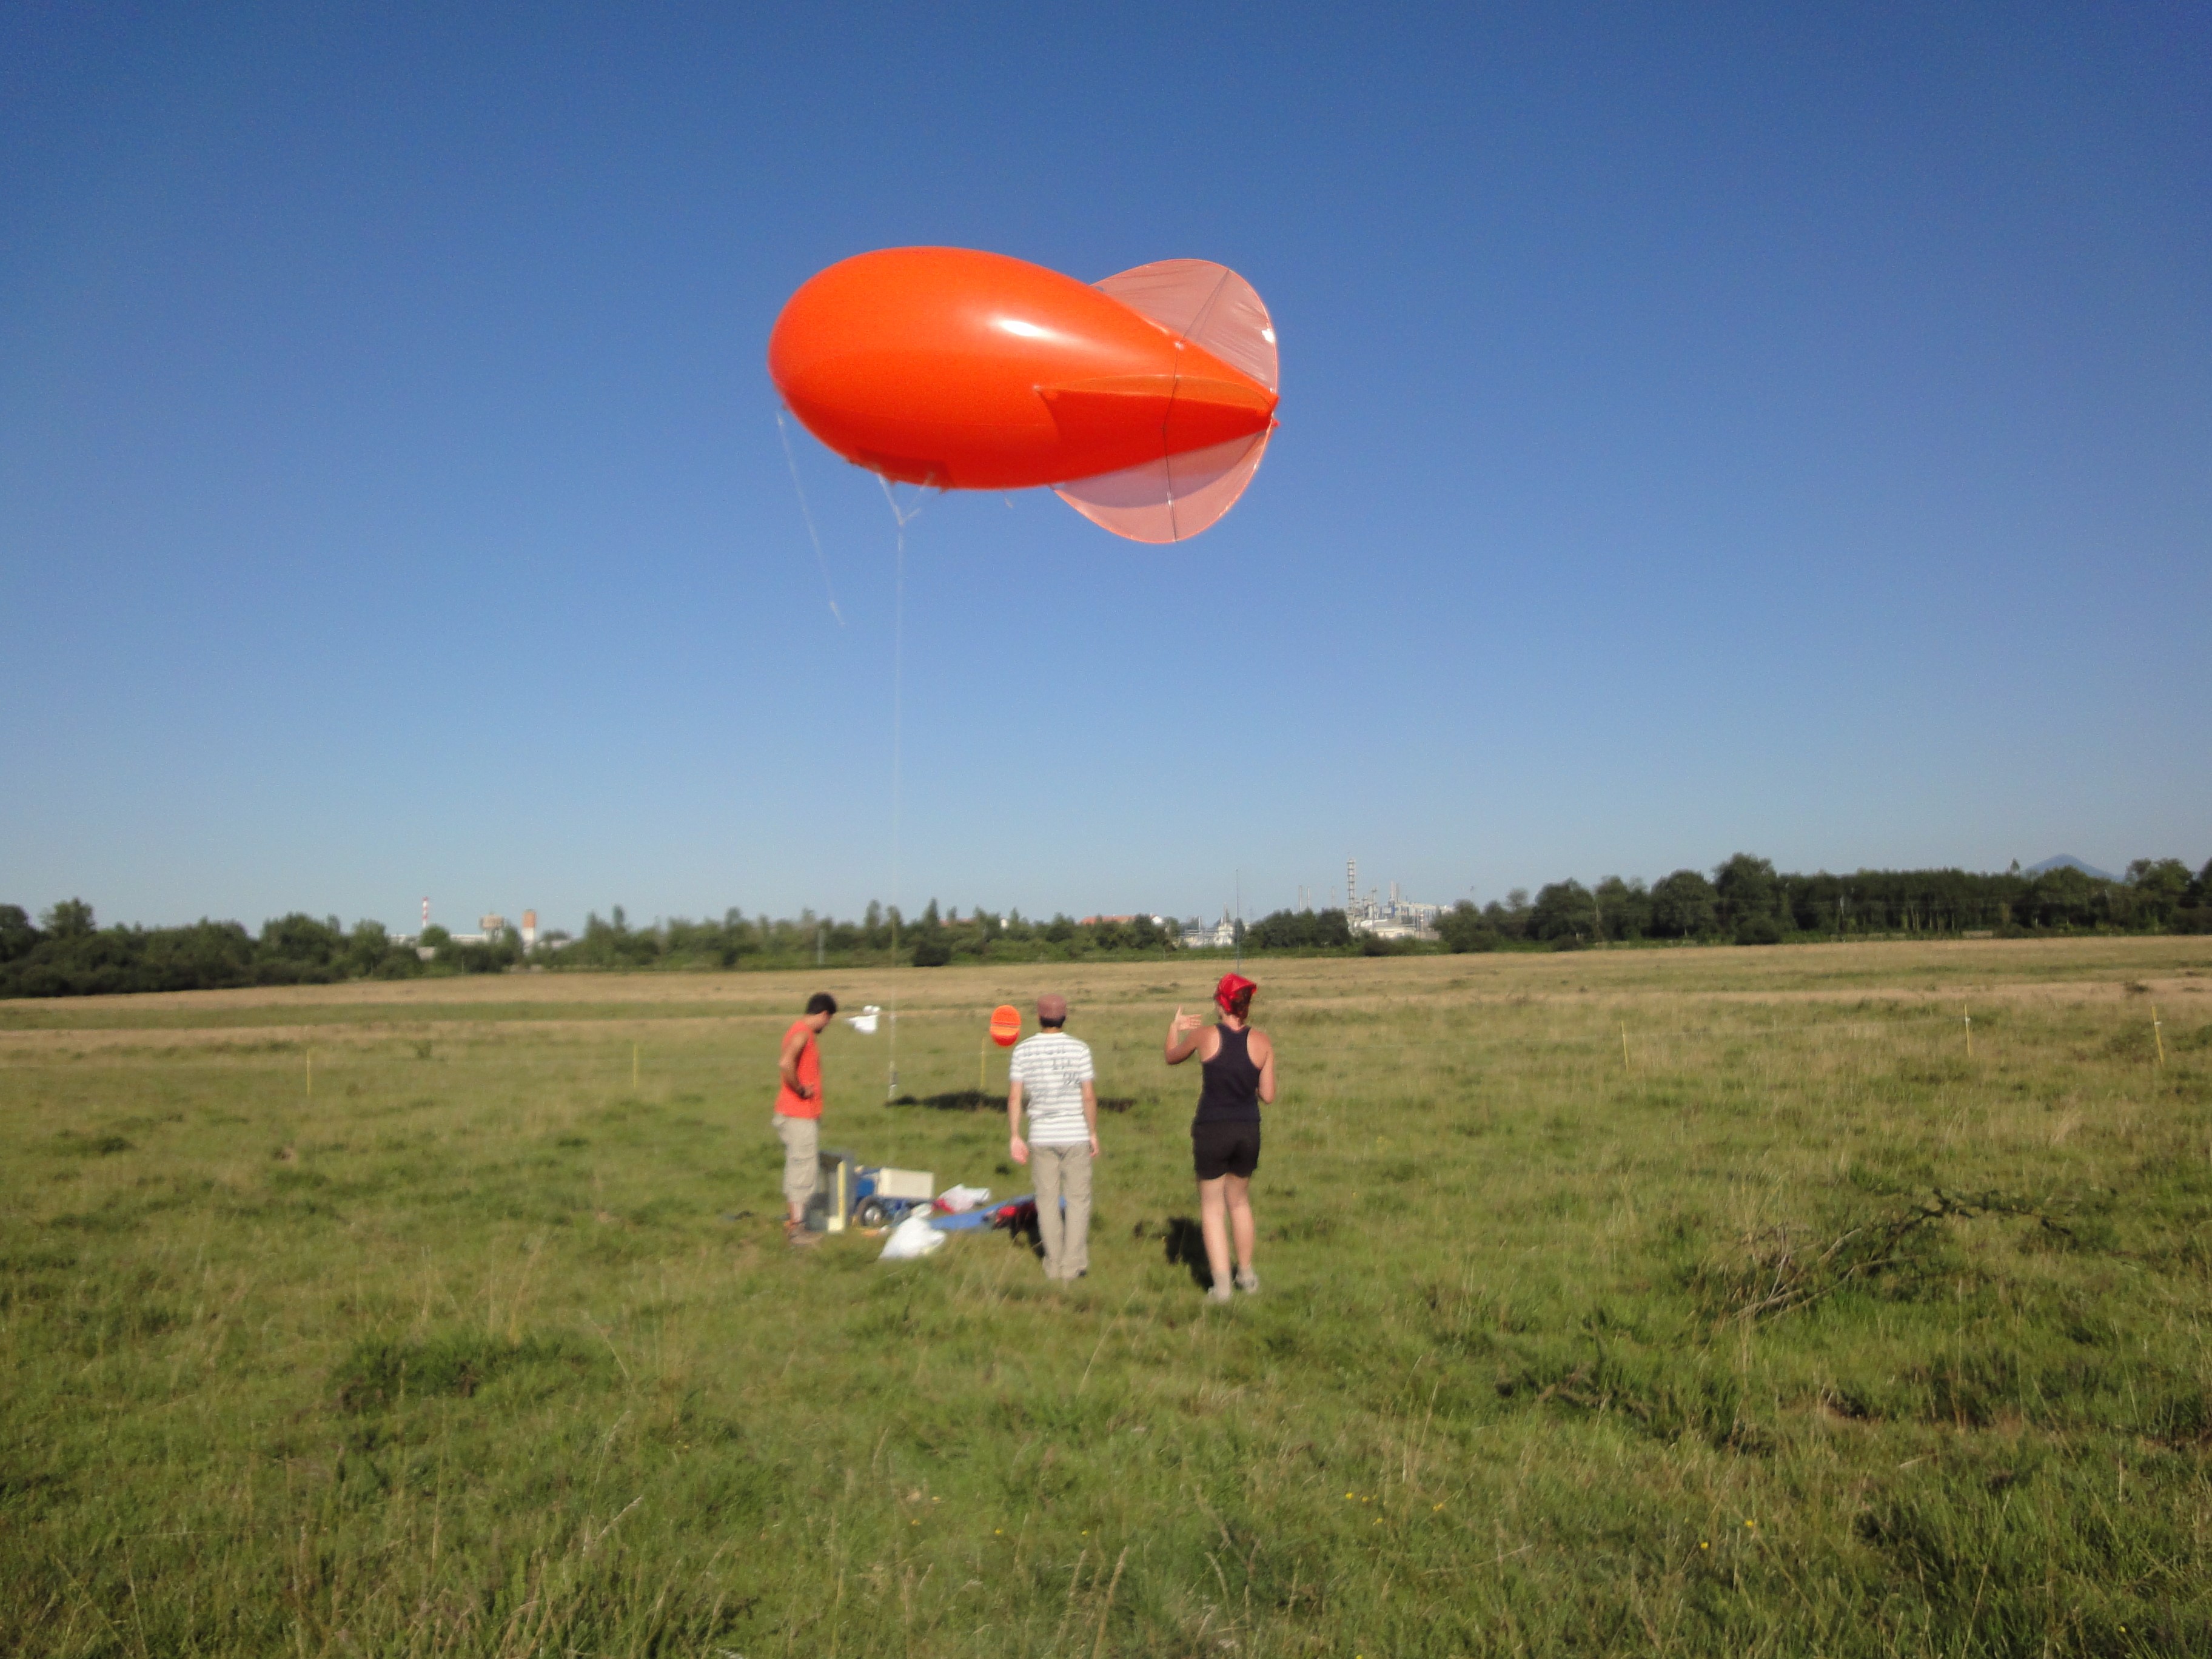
[1165,1005,1206,1062]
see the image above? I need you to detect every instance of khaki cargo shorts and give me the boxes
[773,1112,819,1207]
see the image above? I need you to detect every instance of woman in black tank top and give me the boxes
[1165,973,1277,1302]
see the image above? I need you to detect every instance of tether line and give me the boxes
[776,408,842,626]
[877,477,923,1097]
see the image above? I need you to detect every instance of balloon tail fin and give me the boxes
[1053,427,1272,545]
[1094,260,1279,394]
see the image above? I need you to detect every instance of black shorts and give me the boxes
[1192,1120,1261,1181]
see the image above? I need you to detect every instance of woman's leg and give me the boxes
[1225,1174,1255,1272]
[1198,1175,1232,1290]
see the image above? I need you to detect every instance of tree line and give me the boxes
[1421,854,2212,951]
[0,903,511,999]
[0,898,1182,997]
[551,901,1178,971]
[4,853,2207,996]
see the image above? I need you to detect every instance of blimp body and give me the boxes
[768,247,1279,543]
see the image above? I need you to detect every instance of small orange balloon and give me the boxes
[989,1005,1022,1047]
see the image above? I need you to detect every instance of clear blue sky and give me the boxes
[4,3,2206,934]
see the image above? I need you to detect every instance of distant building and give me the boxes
[1181,909,1238,950]
[1344,855,1441,940]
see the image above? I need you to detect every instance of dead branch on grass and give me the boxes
[1708,1188,2075,1326]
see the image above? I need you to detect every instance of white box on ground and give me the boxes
[873,1167,934,1201]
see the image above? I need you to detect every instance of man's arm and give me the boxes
[778,1025,813,1099]
[1006,1074,1030,1165]
[1164,1006,1205,1064]
[1081,1079,1099,1156]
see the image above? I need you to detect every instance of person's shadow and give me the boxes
[1162,1216,1212,1289]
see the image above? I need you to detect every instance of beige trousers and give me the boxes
[773,1113,818,1207]
[1031,1143,1092,1279]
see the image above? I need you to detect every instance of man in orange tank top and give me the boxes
[773,993,837,1245]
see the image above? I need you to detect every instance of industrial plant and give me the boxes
[1178,857,1443,950]
[1342,856,1443,940]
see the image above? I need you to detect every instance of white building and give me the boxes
[1181,909,1238,950]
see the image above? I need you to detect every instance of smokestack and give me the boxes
[521,909,537,950]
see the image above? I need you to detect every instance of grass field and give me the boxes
[3,939,2210,1657]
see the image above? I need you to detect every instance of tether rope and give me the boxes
[877,477,924,1098]
[775,409,842,626]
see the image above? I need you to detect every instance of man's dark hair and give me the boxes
[805,992,838,1016]
[1039,1014,1064,1030]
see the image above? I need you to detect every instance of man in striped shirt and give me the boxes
[1007,992,1099,1281]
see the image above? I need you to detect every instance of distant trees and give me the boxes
[2178,858,2212,934]
[1648,870,1718,939]
[1595,877,1651,943]
[7,848,2209,999]
[2116,859,2194,931]
[0,906,38,964]
[43,898,95,939]
[0,904,428,997]
[543,896,1185,974]
[1529,881,1598,943]
[909,900,950,965]
[1088,914,1169,951]
[1247,908,1352,951]
[1423,849,2210,951]
[1714,854,1781,937]
[1436,902,1498,953]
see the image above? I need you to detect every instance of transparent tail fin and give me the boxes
[1053,260,1278,543]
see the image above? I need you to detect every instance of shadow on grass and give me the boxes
[1161,1216,1212,1289]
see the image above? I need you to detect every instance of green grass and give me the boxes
[2,942,2210,1655]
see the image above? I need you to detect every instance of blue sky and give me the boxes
[3,3,2206,934]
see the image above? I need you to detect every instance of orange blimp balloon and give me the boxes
[989,1005,1022,1048]
[769,247,1279,543]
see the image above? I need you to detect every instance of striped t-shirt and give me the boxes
[1009,1030,1095,1147]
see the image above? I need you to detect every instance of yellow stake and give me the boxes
[632,1042,640,1088]
[1620,1021,1629,1070]
[2153,1004,2165,1067]
[1963,1008,1972,1060]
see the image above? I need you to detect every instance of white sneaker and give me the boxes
[1206,1284,1234,1304]
[1235,1267,1259,1293]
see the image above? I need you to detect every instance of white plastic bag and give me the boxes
[847,1005,881,1034]
[878,1213,947,1260]
[935,1184,991,1213]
